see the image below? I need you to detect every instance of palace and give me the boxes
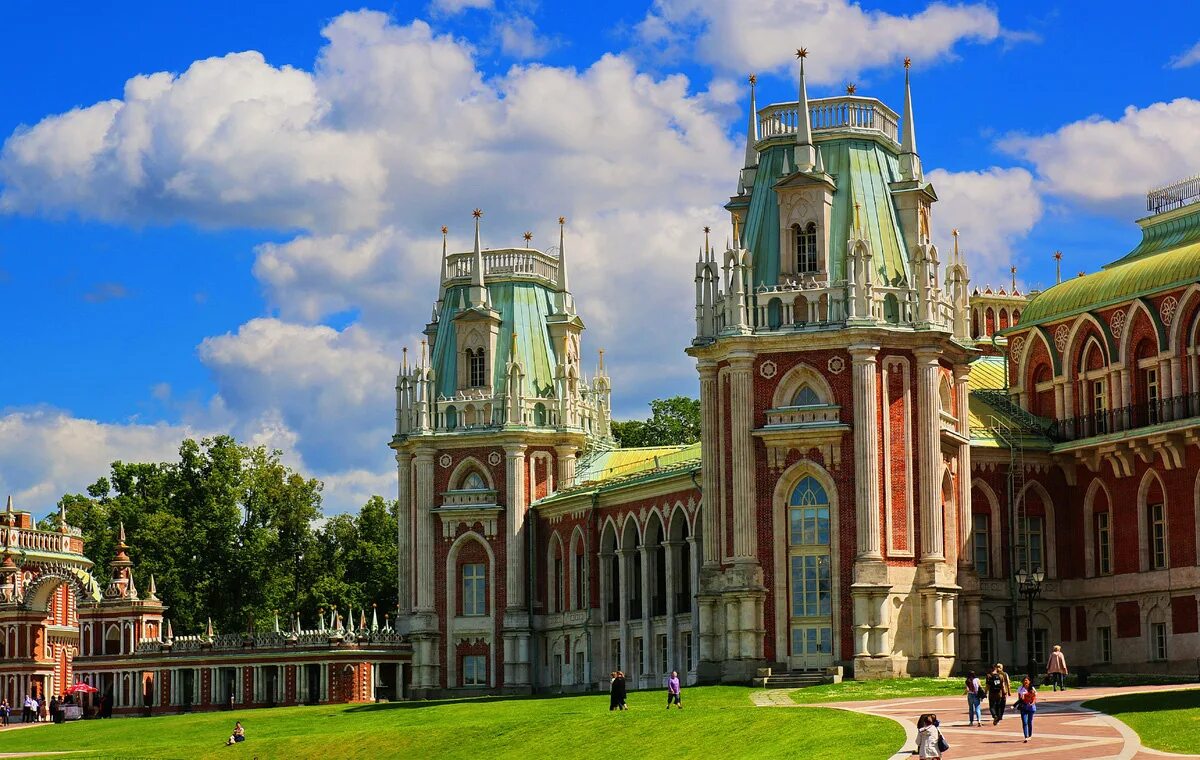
[392,54,1200,695]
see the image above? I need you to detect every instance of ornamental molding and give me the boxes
[1009,336,1025,359]
[1054,324,1070,352]
[759,360,778,379]
[827,356,846,375]
[439,454,453,469]
[487,451,502,467]
[1109,309,1127,338]
[1160,296,1179,326]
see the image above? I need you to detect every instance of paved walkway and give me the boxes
[753,684,1200,759]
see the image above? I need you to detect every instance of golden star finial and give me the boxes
[795,48,808,59]
[703,225,711,234]
[951,228,959,237]
[904,56,912,70]
[748,73,757,86]
[1011,265,1017,274]
[523,231,533,243]
[472,208,483,219]
[846,82,857,95]
[441,225,448,235]
[1053,251,1062,261]
[1078,271,1086,278]
[558,215,566,225]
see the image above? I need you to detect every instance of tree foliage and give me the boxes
[611,396,701,448]
[50,436,397,636]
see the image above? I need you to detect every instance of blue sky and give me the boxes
[1,0,1198,514]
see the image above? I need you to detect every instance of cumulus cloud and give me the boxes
[496,16,556,60]
[635,0,1002,82]
[1001,98,1200,214]
[0,408,202,509]
[927,167,1042,286]
[430,0,493,14]
[1169,41,1200,69]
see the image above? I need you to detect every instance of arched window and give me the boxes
[462,471,487,491]
[792,385,821,407]
[939,376,954,418]
[445,406,458,430]
[468,348,487,388]
[795,222,818,273]
[534,402,547,426]
[787,475,832,663]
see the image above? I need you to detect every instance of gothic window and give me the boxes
[792,385,821,407]
[1095,511,1112,575]
[972,514,989,576]
[468,348,487,388]
[1016,516,1044,573]
[462,563,487,616]
[462,471,488,491]
[795,222,819,274]
[1149,502,1167,570]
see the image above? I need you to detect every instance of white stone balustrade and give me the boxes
[758,96,901,144]
[444,248,559,284]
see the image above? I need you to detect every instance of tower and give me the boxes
[392,211,612,695]
[689,55,977,680]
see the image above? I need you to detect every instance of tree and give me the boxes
[612,396,701,447]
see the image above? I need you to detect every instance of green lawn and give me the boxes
[0,686,903,760]
[1084,689,1200,754]
[788,677,961,703]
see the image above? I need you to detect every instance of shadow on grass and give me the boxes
[343,690,607,712]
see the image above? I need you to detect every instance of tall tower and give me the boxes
[690,54,976,680]
[392,212,612,696]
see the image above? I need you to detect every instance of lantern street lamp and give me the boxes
[1015,566,1045,682]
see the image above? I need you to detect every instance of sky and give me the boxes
[1,0,1199,515]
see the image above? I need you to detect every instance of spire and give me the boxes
[205,617,214,638]
[371,603,379,632]
[469,209,489,308]
[813,144,825,174]
[1054,251,1063,284]
[556,216,575,315]
[1011,265,1018,293]
[794,48,816,173]
[743,74,759,169]
[899,57,922,182]
[166,618,174,642]
[4,495,12,526]
[146,574,158,601]
[437,225,449,303]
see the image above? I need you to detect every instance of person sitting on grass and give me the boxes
[225,721,245,746]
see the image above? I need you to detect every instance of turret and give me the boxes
[899,57,922,183]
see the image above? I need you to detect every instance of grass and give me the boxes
[1084,688,1200,754]
[788,677,961,703]
[0,686,904,760]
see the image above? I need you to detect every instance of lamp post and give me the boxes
[1015,566,1045,682]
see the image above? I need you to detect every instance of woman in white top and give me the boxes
[916,713,943,759]
[963,670,982,726]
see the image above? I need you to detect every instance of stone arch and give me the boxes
[21,566,94,613]
[644,510,666,617]
[445,530,496,688]
[1168,284,1200,354]
[1064,313,1115,377]
[772,361,838,409]
[620,512,642,550]
[569,525,587,611]
[447,456,495,492]
[1015,326,1059,381]
[1017,480,1057,578]
[770,459,842,666]
[547,530,566,614]
[1118,299,1162,365]
[1083,479,1112,578]
[667,502,692,541]
[1137,468,1168,572]
[970,478,1002,577]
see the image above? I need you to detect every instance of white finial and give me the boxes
[147,574,158,601]
[556,216,575,315]
[469,209,488,308]
[899,57,921,182]
[794,48,816,172]
[813,144,825,174]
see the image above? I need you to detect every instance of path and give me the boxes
[753,683,1200,759]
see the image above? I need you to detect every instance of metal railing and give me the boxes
[1148,175,1200,214]
[1048,392,1200,442]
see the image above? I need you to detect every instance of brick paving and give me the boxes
[753,684,1200,759]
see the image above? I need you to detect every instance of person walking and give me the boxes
[22,695,33,724]
[916,714,944,759]
[666,670,682,710]
[608,672,619,711]
[984,665,1006,725]
[611,671,628,711]
[1,697,10,727]
[1046,645,1069,691]
[996,663,1012,699]
[1016,676,1038,742]
[964,670,982,726]
[49,695,59,725]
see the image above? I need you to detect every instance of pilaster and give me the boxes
[850,344,882,559]
[396,452,414,620]
[914,347,945,561]
[698,361,720,566]
[727,353,757,561]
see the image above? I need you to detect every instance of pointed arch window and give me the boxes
[795,222,818,274]
[792,385,821,407]
[468,348,487,388]
[462,471,488,491]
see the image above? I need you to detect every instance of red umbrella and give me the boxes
[66,682,98,694]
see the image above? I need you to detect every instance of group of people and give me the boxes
[608,669,684,711]
[7,693,82,725]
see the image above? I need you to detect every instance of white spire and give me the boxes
[744,74,759,169]
[899,57,922,182]
[469,209,489,308]
[556,216,575,315]
[794,48,816,173]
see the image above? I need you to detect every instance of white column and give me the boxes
[413,448,437,612]
[698,362,720,566]
[954,364,972,567]
[396,452,414,615]
[850,344,882,559]
[728,354,757,560]
[504,444,528,610]
[664,540,679,673]
[687,536,701,674]
[554,445,578,490]
[618,549,632,672]
[915,348,945,561]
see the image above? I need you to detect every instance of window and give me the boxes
[790,555,831,617]
[468,349,487,388]
[1150,503,1167,570]
[462,563,487,616]
[1096,512,1111,575]
[1016,516,1044,574]
[980,628,995,667]
[463,654,487,686]
[1152,622,1168,661]
[1032,628,1047,665]
[462,471,488,491]
[553,554,564,613]
[1098,626,1112,664]
[679,632,692,671]
[792,385,821,406]
[1092,379,1107,432]
[632,637,643,678]
[574,552,586,610]
[795,222,818,273]
[658,634,668,674]
[972,514,990,576]
[1146,368,1160,424]
[574,655,584,685]
[611,638,621,671]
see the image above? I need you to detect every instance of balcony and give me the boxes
[757,96,901,146]
[444,248,559,286]
[1048,393,1200,443]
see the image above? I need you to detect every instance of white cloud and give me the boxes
[497,16,555,60]
[430,0,493,14]
[635,0,1002,83]
[927,167,1042,287]
[0,408,202,510]
[1169,41,1200,69]
[1001,98,1200,213]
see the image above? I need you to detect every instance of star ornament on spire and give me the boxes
[472,208,483,219]
[795,48,808,59]
[523,231,533,243]
[558,216,566,225]
[748,73,757,85]
[703,225,711,234]
[441,225,448,235]
[904,56,912,70]
[846,82,857,95]
[1054,251,1063,261]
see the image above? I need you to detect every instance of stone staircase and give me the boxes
[751,666,842,689]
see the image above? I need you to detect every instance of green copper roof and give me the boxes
[742,137,911,288]
[431,281,557,399]
[1018,205,1200,328]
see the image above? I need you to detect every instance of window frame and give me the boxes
[1152,621,1168,661]
[1098,625,1112,663]
[468,348,487,388]
[795,222,819,274]
[972,513,990,577]
[1096,511,1112,575]
[462,654,487,686]
[1150,502,1167,570]
[462,562,487,617]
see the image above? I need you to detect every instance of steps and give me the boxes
[752,666,840,689]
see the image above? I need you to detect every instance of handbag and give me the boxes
[936,730,950,753]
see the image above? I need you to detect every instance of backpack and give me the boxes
[987,674,1003,694]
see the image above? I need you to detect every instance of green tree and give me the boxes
[612,396,700,447]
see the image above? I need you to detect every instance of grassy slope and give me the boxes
[0,686,903,760]
[788,677,961,703]
[1084,689,1200,754]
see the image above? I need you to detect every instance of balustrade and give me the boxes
[757,97,901,144]
[444,249,559,283]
